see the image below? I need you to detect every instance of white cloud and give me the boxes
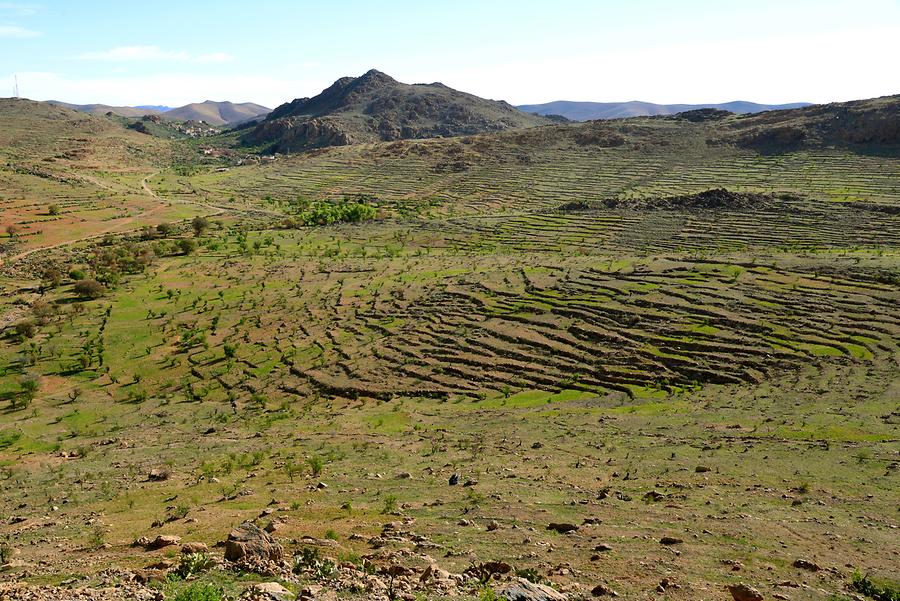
[0,24,38,38]
[76,45,233,64]
[194,52,233,64]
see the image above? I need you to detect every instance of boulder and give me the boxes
[792,558,820,571]
[547,523,579,534]
[591,583,619,597]
[224,522,284,563]
[181,542,209,554]
[727,583,764,601]
[148,468,169,481]
[146,535,180,550]
[498,578,568,601]
[243,582,294,601]
[659,536,683,545]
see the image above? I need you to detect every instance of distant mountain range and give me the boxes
[516,100,813,121]
[245,69,553,153]
[46,100,270,126]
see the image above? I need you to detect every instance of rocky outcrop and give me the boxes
[224,522,284,563]
[497,578,568,601]
[244,69,551,153]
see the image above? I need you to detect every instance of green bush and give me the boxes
[73,279,104,299]
[851,570,900,601]
[170,582,222,601]
[294,200,377,226]
[173,553,216,579]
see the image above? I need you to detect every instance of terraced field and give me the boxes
[0,105,898,600]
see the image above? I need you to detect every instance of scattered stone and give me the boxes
[659,536,683,545]
[487,520,501,531]
[396,471,412,479]
[498,578,568,601]
[727,583,764,601]
[532,442,543,449]
[458,519,473,526]
[463,479,478,487]
[224,522,284,563]
[180,542,209,554]
[449,473,460,486]
[792,559,820,571]
[148,468,169,482]
[264,520,282,534]
[547,523,579,534]
[242,582,294,601]
[146,535,180,550]
[593,543,613,552]
[657,578,678,592]
[696,465,712,473]
[134,569,168,585]
[465,561,513,581]
[591,582,619,597]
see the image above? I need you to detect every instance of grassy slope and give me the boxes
[0,99,216,262]
[0,103,898,600]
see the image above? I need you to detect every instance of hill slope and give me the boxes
[163,100,270,125]
[245,69,553,152]
[46,100,270,125]
[517,99,812,121]
[46,100,162,118]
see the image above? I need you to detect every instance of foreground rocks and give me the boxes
[498,578,568,601]
[224,522,284,563]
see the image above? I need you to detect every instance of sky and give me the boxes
[1,0,898,108]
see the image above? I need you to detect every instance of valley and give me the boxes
[0,90,898,601]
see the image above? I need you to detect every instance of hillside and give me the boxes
[163,100,271,126]
[244,69,553,152]
[46,100,270,125]
[46,100,162,118]
[1,93,898,601]
[0,98,207,262]
[517,99,812,121]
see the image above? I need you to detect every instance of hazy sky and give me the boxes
[1,0,898,108]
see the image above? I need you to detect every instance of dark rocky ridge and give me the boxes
[245,69,552,153]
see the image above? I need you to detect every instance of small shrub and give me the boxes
[0,544,11,564]
[171,582,223,601]
[178,238,198,255]
[14,318,37,338]
[192,216,210,237]
[173,553,216,579]
[293,547,336,580]
[851,570,900,601]
[307,454,324,477]
[73,279,104,300]
[381,494,398,514]
[89,525,106,550]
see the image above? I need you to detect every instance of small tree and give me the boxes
[191,216,210,237]
[156,222,173,237]
[73,279,104,300]
[48,204,61,216]
[43,268,63,288]
[178,238,197,255]
[17,374,39,409]
[14,318,37,339]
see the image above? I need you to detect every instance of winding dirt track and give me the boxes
[0,172,221,268]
